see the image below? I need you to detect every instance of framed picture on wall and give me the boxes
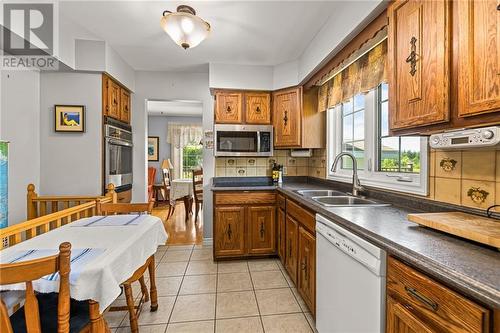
[54,105,85,132]
[148,136,159,161]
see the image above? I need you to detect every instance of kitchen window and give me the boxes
[327,83,428,195]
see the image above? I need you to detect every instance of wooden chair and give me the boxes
[192,168,203,222]
[96,202,157,333]
[147,167,156,203]
[0,242,91,333]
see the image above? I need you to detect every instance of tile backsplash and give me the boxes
[429,148,500,211]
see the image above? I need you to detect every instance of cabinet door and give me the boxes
[273,87,302,147]
[284,215,298,284]
[386,296,435,333]
[457,0,500,117]
[107,79,121,119]
[215,91,243,124]
[120,88,131,124]
[215,206,245,257]
[247,206,276,255]
[388,0,450,130]
[277,208,286,264]
[102,75,109,116]
[246,92,271,124]
[298,227,315,315]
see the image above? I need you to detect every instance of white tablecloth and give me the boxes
[0,214,168,313]
[170,178,193,203]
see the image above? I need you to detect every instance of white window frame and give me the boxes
[326,88,428,196]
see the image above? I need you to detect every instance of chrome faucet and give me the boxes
[331,152,364,196]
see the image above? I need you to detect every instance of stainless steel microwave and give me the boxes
[214,124,273,157]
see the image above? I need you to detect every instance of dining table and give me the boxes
[170,178,194,220]
[0,213,168,332]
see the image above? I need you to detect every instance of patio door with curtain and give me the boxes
[166,123,203,179]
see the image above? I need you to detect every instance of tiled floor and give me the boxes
[107,244,317,333]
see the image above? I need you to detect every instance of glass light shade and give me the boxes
[160,12,210,49]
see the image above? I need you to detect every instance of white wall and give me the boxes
[39,72,102,196]
[209,63,274,91]
[148,115,202,183]
[298,0,385,82]
[0,70,41,225]
[134,71,214,239]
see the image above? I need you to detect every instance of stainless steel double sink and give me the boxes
[296,189,390,207]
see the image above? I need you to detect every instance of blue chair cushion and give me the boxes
[10,292,90,333]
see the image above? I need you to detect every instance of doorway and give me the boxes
[146,99,204,245]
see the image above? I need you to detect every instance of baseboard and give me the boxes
[203,238,213,246]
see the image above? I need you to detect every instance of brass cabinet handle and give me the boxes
[497,4,500,10]
[283,111,288,126]
[227,224,232,240]
[288,240,292,257]
[404,286,438,311]
[259,222,265,239]
[255,106,261,113]
[405,36,418,76]
[226,105,232,113]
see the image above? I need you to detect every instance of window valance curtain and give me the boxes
[318,38,388,112]
[166,123,203,148]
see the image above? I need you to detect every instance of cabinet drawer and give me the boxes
[286,200,315,234]
[277,194,286,210]
[215,191,275,205]
[387,257,489,333]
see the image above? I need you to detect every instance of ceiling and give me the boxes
[147,100,203,116]
[61,1,339,72]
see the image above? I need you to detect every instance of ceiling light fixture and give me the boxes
[160,5,210,50]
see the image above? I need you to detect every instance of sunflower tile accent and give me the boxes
[461,180,495,209]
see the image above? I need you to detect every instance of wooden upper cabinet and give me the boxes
[273,87,302,147]
[215,206,246,257]
[247,206,276,255]
[120,88,131,124]
[107,79,121,119]
[246,92,271,124]
[388,0,451,130]
[298,227,315,315]
[457,0,500,117]
[215,91,243,124]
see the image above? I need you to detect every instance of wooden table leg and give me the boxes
[183,195,193,221]
[88,300,111,333]
[148,255,158,312]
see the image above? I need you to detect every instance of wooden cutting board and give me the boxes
[407,212,500,249]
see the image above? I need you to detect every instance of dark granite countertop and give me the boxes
[212,177,500,309]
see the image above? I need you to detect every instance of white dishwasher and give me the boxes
[316,214,386,333]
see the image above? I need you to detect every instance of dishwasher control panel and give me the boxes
[316,217,385,276]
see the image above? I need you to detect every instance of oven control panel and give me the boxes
[429,126,500,149]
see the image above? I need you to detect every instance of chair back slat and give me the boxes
[192,168,203,197]
[24,281,41,333]
[0,299,13,333]
[97,202,154,216]
[0,242,71,333]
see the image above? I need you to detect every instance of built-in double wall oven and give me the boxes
[104,118,133,192]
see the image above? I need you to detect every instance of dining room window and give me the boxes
[181,142,203,178]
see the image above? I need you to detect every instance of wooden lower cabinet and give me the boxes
[386,257,490,333]
[285,215,299,285]
[214,191,276,259]
[277,207,286,264]
[247,206,276,255]
[298,226,315,315]
[214,206,246,257]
